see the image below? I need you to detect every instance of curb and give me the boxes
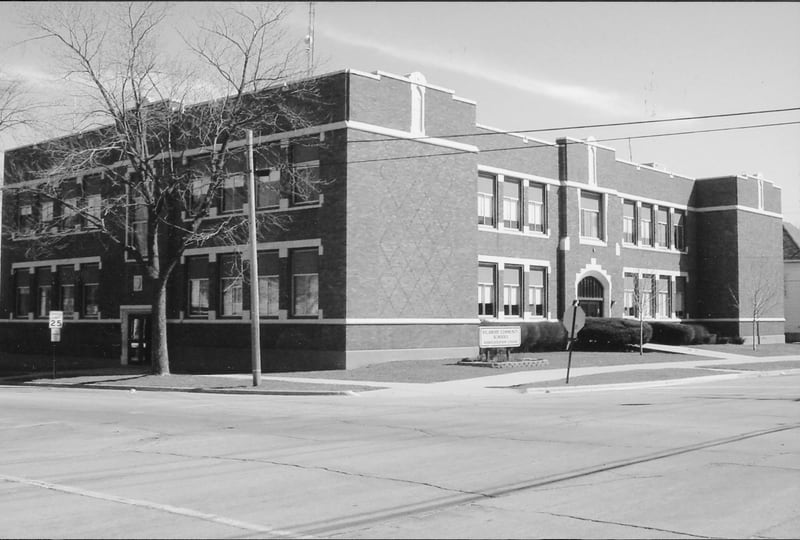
[2,381,362,397]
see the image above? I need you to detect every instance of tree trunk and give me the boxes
[752,317,757,351]
[151,278,170,375]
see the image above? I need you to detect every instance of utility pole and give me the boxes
[246,130,261,386]
[305,2,315,75]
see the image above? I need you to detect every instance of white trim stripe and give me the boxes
[346,120,479,152]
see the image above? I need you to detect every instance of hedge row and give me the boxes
[479,319,737,356]
[575,318,652,350]
[649,322,712,345]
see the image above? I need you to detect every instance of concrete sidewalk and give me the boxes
[213,346,800,397]
[4,345,800,397]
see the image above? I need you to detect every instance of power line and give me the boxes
[348,106,800,144]
[344,119,800,167]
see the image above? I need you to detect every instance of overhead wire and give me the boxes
[346,106,800,144]
[343,118,800,167]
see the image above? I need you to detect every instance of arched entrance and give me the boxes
[578,276,604,317]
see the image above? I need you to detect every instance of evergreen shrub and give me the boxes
[650,322,695,345]
[575,317,652,350]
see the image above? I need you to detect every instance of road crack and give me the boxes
[536,510,712,538]
[133,448,491,498]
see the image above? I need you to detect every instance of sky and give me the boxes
[1,2,799,226]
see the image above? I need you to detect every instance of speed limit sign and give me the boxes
[49,311,64,329]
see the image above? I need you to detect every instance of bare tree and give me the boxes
[729,261,781,351]
[0,71,36,134]
[3,3,327,374]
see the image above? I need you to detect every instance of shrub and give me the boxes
[650,322,695,345]
[686,324,711,344]
[519,321,568,352]
[731,336,746,345]
[575,318,652,350]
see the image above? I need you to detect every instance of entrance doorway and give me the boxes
[127,313,152,366]
[578,276,604,317]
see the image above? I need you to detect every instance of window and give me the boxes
[477,173,496,226]
[503,266,522,317]
[186,256,209,317]
[657,276,671,318]
[655,208,669,248]
[674,276,686,318]
[290,139,320,205]
[86,194,102,229]
[221,174,246,213]
[37,267,52,318]
[623,273,637,317]
[129,196,148,257]
[15,270,30,317]
[672,210,685,251]
[291,249,319,316]
[529,267,546,317]
[190,175,212,215]
[580,191,603,239]
[18,203,34,235]
[58,265,75,316]
[640,274,655,318]
[219,255,243,317]
[478,264,496,316]
[622,200,636,244]
[62,197,81,230]
[502,179,521,230]
[258,251,280,317]
[82,263,100,318]
[41,201,54,227]
[255,169,281,209]
[527,183,546,233]
[639,204,653,246]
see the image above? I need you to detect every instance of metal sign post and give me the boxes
[49,311,63,379]
[562,301,586,384]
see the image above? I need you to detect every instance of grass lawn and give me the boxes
[6,371,382,393]
[271,350,702,384]
[690,343,800,357]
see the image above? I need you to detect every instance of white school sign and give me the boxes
[479,326,521,348]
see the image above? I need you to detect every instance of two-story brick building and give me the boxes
[0,69,786,372]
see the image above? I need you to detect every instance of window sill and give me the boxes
[479,226,551,239]
[579,237,607,247]
[622,243,687,254]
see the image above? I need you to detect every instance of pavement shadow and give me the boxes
[1,366,152,384]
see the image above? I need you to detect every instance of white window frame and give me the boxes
[502,178,521,230]
[580,191,604,241]
[527,183,546,233]
[478,264,496,317]
[528,266,546,318]
[640,204,653,246]
[502,266,522,317]
[477,173,496,227]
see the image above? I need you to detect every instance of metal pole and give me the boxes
[565,301,579,384]
[52,342,56,380]
[246,130,262,386]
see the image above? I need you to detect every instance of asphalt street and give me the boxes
[1,374,798,539]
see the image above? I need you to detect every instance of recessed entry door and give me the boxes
[128,313,152,365]
[577,276,604,318]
